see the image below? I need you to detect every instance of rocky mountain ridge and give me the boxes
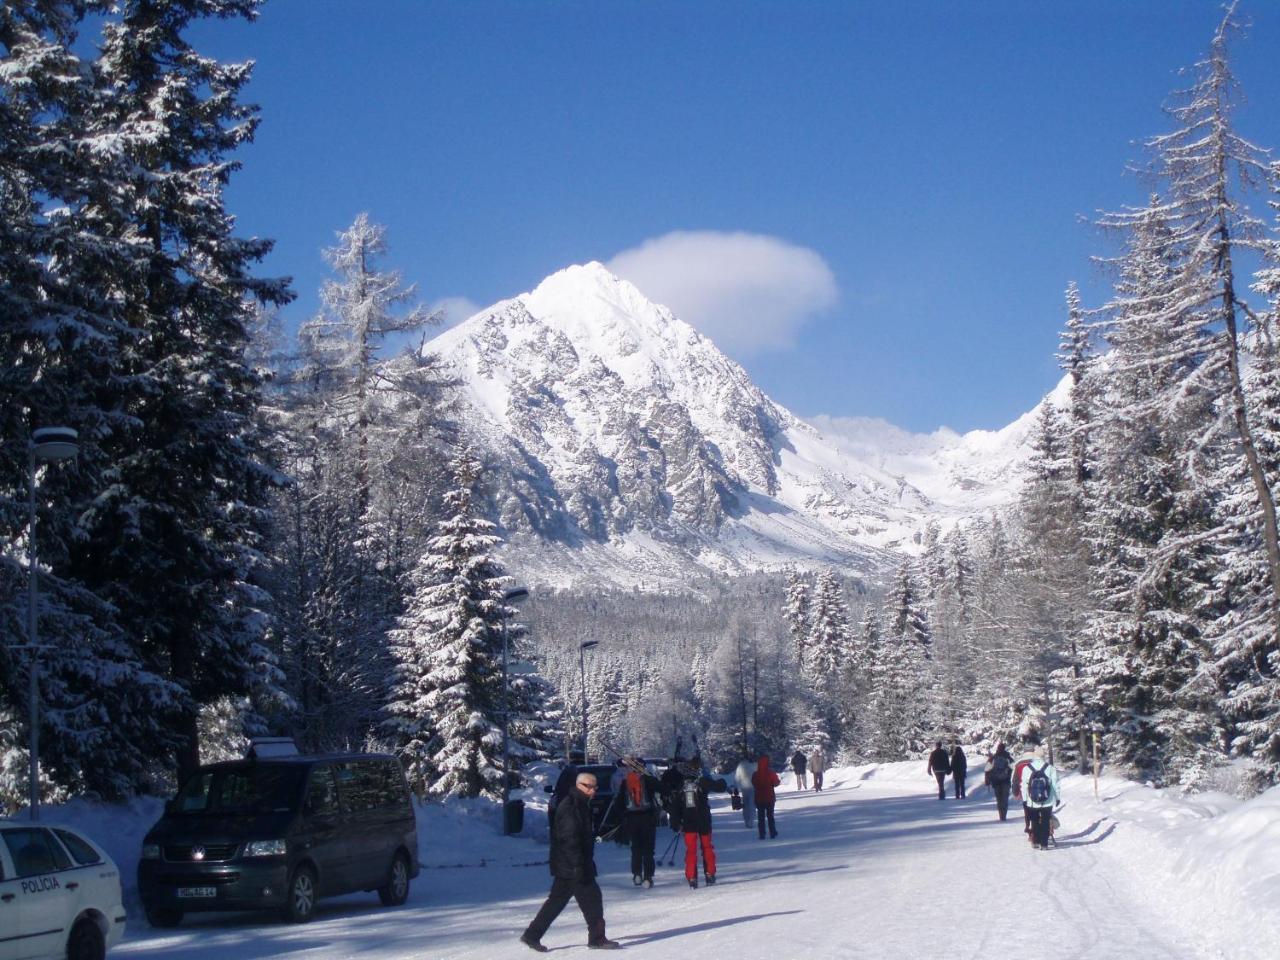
[426,262,1052,587]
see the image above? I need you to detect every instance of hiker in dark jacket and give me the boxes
[669,758,727,888]
[927,742,951,800]
[620,757,661,887]
[950,744,968,799]
[521,772,620,952]
[751,754,782,839]
[988,742,1014,820]
[790,749,808,790]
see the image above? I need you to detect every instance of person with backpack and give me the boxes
[950,744,968,799]
[621,757,661,887]
[669,757,727,888]
[751,754,782,839]
[1012,749,1036,840]
[988,743,1014,820]
[927,741,951,800]
[809,749,826,791]
[1020,745,1061,850]
[733,755,757,828]
[790,749,808,790]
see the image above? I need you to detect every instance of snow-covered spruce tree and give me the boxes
[803,568,855,746]
[783,570,812,669]
[383,451,534,799]
[1083,197,1225,784]
[888,561,932,655]
[2,0,283,792]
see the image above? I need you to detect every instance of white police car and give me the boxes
[0,822,125,960]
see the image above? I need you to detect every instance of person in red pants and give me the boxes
[669,758,727,888]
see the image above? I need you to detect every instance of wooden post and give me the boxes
[1092,733,1100,800]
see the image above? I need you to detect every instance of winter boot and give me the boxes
[705,873,716,885]
[688,877,697,889]
[588,938,622,950]
[519,932,549,953]
[632,874,642,886]
[645,877,654,888]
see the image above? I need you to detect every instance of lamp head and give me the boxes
[504,587,530,603]
[32,426,78,461]
[579,640,600,651]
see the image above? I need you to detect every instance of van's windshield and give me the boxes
[174,764,305,815]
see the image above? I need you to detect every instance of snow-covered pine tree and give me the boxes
[888,562,932,654]
[783,570,811,669]
[383,451,517,798]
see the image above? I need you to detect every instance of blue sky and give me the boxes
[192,1,1280,433]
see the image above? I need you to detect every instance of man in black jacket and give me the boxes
[927,741,951,800]
[521,772,621,952]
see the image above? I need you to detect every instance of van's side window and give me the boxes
[381,760,410,808]
[337,761,394,812]
[305,765,339,817]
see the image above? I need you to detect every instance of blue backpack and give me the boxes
[1028,764,1052,804]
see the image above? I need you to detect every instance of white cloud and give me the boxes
[431,296,482,330]
[607,231,838,354]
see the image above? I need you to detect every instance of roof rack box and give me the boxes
[246,737,300,759]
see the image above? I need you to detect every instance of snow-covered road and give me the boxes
[109,766,1256,960]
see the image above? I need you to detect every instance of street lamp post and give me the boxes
[578,640,599,761]
[500,586,529,835]
[24,427,79,821]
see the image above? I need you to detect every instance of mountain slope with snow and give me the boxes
[427,262,1055,587]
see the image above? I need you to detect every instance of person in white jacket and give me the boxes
[1019,745,1060,850]
[733,756,757,828]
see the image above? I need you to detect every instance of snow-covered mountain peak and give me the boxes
[426,264,1043,587]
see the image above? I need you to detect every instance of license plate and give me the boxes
[176,886,217,898]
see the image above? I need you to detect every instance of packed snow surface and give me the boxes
[44,759,1280,959]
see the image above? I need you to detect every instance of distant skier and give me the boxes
[621,757,661,888]
[790,749,808,790]
[669,758,727,888]
[950,744,968,799]
[988,743,1014,820]
[521,771,621,952]
[810,749,826,791]
[734,755,757,828]
[927,741,951,800]
[1020,746,1060,850]
[752,754,781,839]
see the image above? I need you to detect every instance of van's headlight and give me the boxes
[243,839,287,857]
[141,844,161,860]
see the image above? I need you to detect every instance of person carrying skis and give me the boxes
[1020,745,1061,850]
[790,749,808,790]
[751,754,781,839]
[669,757,727,888]
[950,744,968,799]
[927,741,951,800]
[733,755,757,828]
[809,749,826,791]
[521,772,621,952]
[621,757,661,888]
[988,742,1014,821]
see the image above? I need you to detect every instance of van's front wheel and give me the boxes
[378,853,410,907]
[282,865,317,923]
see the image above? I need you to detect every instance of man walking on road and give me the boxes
[790,749,808,790]
[988,742,1014,821]
[752,754,781,839]
[950,744,968,799]
[810,749,826,791]
[734,755,757,828]
[927,741,951,800]
[521,772,621,952]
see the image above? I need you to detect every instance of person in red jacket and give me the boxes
[751,754,781,839]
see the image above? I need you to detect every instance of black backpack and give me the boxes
[1027,764,1052,804]
[990,754,1012,783]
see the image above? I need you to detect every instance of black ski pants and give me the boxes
[993,781,1011,820]
[934,771,947,799]
[525,876,606,944]
[756,801,777,838]
[1028,806,1052,848]
[953,772,966,799]
[626,811,657,880]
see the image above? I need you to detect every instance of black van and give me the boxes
[137,752,419,926]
